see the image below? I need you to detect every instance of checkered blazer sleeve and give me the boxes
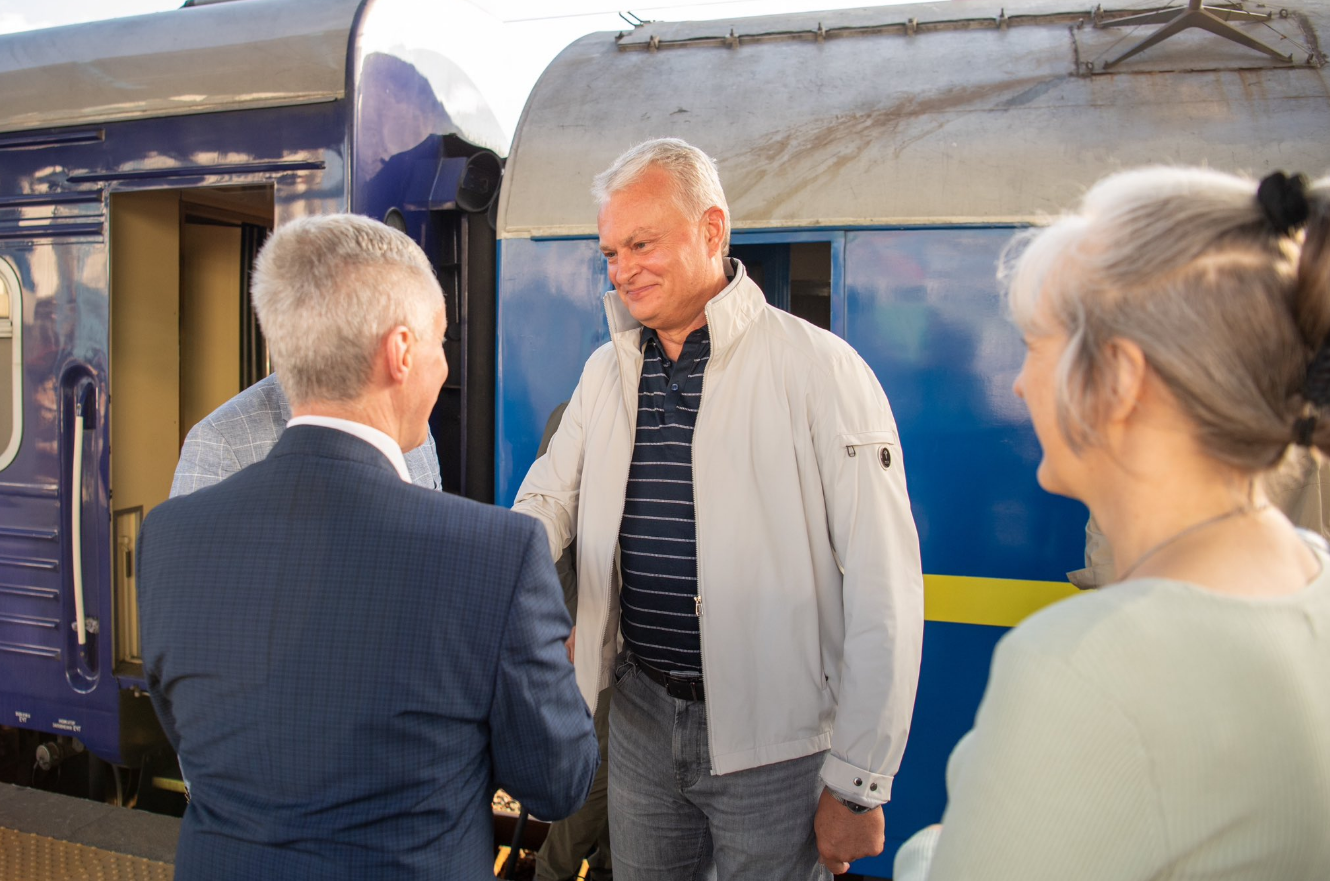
[489,517,599,820]
[170,417,244,498]
[405,430,442,490]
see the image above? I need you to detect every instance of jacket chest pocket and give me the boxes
[839,429,898,471]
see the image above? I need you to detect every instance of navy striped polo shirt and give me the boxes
[618,325,710,677]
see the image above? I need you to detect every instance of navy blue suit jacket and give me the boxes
[139,426,598,880]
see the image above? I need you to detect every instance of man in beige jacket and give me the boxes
[514,138,924,880]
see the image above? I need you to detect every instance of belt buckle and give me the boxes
[667,675,704,702]
[634,655,705,701]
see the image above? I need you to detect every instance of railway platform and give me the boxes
[0,784,178,881]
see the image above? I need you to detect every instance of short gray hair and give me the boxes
[251,214,442,406]
[1002,165,1330,472]
[592,138,731,254]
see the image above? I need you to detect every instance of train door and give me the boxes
[107,186,273,684]
[426,207,496,503]
[729,235,838,332]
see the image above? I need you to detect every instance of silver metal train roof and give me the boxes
[497,0,1330,238]
[0,0,361,134]
[0,0,507,152]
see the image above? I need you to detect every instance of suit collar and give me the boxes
[285,415,410,482]
[268,424,403,479]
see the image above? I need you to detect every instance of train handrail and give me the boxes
[71,389,90,646]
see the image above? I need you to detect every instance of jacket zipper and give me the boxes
[692,318,717,773]
[596,304,640,717]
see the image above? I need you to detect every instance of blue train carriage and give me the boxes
[0,0,505,796]
[494,0,1329,873]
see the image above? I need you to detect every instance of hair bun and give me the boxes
[1257,171,1310,235]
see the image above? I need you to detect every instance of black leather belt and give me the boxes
[635,657,705,702]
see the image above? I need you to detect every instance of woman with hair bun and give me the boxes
[895,167,1330,881]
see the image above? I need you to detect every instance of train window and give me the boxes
[0,259,20,470]
[730,241,831,330]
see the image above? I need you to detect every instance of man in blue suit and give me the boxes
[138,214,598,880]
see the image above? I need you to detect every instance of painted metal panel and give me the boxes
[0,101,346,764]
[841,225,1089,874]
[844,227,1087,583]
[495,237,610,506]
[868,620,1007,875]
[353,0,509,160]
[0,0,362,134]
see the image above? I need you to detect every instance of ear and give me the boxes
[701,205,726,257]
[383,325,413,386]
[1102,337,1148,425]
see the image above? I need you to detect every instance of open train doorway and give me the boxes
[108,186,273,680]
[729,239,833,331]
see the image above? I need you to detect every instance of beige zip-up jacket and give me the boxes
[514,262,924,805]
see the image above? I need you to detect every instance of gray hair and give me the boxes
[250,214,443,406]
[1002,165,1330,472]
[592,138,731,255]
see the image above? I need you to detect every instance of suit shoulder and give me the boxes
[410,488,543,542]
[140,481,233,544]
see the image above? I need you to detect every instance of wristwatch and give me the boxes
[828,789,874,814]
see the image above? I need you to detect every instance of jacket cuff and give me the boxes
[819,753,892,807]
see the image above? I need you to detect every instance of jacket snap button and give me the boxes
[869,782,878,792]
[853,777,863,787]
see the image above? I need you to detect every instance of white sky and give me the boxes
[0,0,922,141]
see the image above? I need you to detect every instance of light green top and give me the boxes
[897,534,1330,881]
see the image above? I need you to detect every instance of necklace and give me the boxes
[1117,501,1270,581]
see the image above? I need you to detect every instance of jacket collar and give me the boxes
[267,423,402,479]
[602,258,765,358]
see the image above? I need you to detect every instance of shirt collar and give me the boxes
[608,258,760,355]
[285,415,411,482]
[639,323,711,352]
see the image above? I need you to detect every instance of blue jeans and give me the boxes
[608,658,829,881]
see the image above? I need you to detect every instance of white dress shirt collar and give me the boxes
[286,415,411,483]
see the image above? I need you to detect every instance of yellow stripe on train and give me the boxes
[924,574,1081,628]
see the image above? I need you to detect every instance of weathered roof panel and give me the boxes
[0,0,363,134]
[497,0,1329,238]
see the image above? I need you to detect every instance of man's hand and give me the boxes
[565,627,576,664]
[814,787,884,875]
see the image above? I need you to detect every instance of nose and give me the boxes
[1012,368,1025,401]
[612,251,638,289]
